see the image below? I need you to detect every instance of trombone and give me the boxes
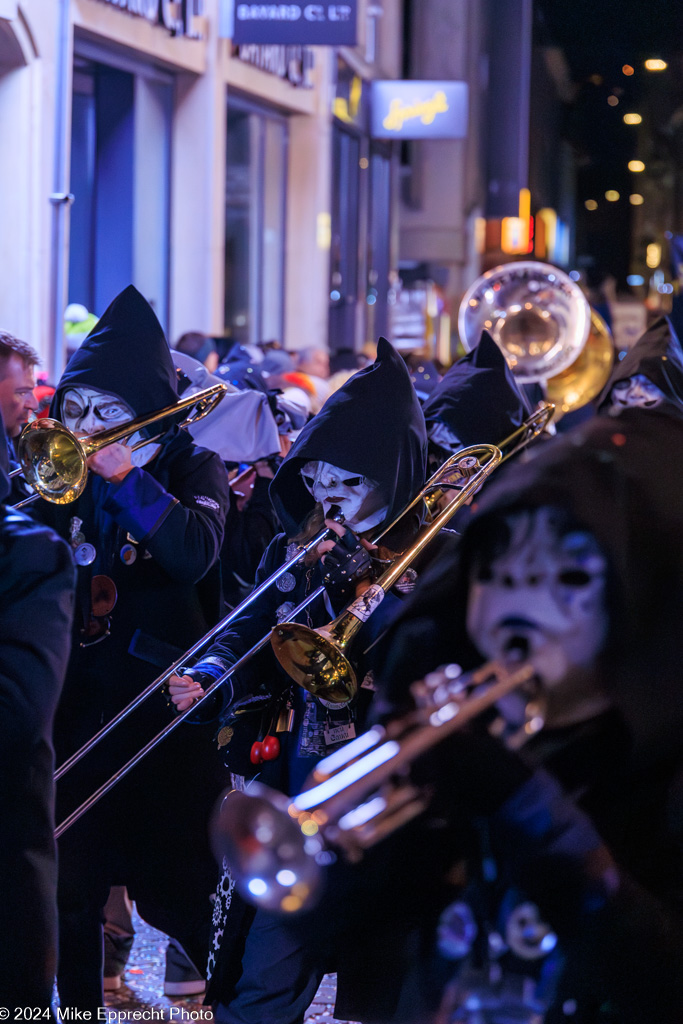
[53,445,501,837]
[270,402,554,706]
[53,405,553,835]
[11,382,228,508]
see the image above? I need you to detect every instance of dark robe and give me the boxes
[333,408,683,1023]
[35,285,230,1010]
[0,412,75,1006]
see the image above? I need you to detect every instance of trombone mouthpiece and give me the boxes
[328,504,344,523]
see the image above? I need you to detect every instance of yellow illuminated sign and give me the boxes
[382,91,449,132]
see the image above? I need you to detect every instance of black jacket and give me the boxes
[36,286,229,818]
[0,413,75,1005]
[192,339,427,773]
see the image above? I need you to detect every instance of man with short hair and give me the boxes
[0,333,40,503]
[0,332,39,440]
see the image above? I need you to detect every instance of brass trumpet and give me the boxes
[211,659,543,914]
[12,382,228,507]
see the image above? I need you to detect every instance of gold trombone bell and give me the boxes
[269,404,555,704]
[15,382,228,505]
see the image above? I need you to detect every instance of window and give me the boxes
[225,97,287,346]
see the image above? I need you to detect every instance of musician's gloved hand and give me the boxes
[318,520,376,604]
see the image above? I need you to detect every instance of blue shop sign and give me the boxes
[371,80,468,140]
[221,1,357,45]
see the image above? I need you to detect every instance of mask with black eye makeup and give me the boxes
[300,460,388,531]
[466,507,609,692]
[60,386,160,467]
[609,374,667,411]
[61,386,134,435]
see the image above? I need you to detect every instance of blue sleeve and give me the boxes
[101,467,176,540]
[102,448,229,583]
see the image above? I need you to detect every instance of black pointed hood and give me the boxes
[270,338,427,536]
[422,331,531,447]
[0,410,10,503]
[597,316,683,414]
[52,285,178,419]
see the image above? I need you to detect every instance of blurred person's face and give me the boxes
[609,374,667,411]
[205,351,220,374]
[299,350,330,379]
[466,507,609,723]
[301,460,387,531]
[0,354,38,437]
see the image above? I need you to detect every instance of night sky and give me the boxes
[536,0,683,287]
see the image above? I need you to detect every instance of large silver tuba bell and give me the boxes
[458,260,614,417]
[458,261,590,382]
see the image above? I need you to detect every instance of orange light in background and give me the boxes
[644,59,667,71]
[629,194,644,205]
[519,189,534,253]
[474,217,487,255]
[485,219,502,251]
[534,214,547,258]
[501,216,533,255]
[585,199,598,211]
[518,187,531,222]
[646,243,661,268]
[537,208,557,259]
[628,160,645,172]
[605,191,620,202]
[622,64,634,76]
[607,95,619,107]
[501,217,524,254]
[623,112,642,124]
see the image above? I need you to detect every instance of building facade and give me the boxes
[0,0,405,378]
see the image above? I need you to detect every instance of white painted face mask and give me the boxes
[428,420,463,454]
[609,374,667,411]
[61,386,158,467]
[466,507,608,692]
[300,460,387,532]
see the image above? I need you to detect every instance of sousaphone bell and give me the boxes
[458,260,614,415]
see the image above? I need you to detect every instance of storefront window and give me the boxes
[330,58,395,354]
[69,47,172,330]
[225,97,287,347]
[329,125,361,353]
